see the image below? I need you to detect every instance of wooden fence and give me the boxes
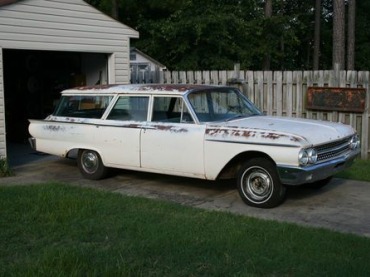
[150,68,370,159]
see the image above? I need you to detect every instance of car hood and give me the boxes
[206,115,355,147]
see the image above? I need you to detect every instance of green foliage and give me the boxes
[336,159,370,182]
[354,1,370,70]
[135,0,263,70]
[85,0,369,71]
[1,184,370,276]
[0,158,13,177]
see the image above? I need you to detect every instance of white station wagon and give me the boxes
[28,84,360,208]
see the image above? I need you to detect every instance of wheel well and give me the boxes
[216,151,276,180]
[65,148,79,159]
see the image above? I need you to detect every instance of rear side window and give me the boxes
[54,95,113,118]
[152,97,194,123]
[107,96,149,121]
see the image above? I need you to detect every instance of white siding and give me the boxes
[0,0,139,52]
[0,48,6,158]
[114,50,130,84]
[108,51,130,84]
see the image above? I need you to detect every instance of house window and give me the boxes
[130,52,136,61]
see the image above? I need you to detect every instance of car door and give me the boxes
[140,96,206,178]
[97,95,149,168]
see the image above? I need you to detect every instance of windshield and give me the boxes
[187,88,262,123]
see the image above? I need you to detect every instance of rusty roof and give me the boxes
[65,84,222,94]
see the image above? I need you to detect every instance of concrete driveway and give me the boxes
[1,157,370,238]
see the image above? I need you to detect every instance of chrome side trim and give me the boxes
[205,138,299,148]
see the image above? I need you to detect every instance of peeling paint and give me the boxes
[205,126,304,146]
[206,128,257,138]
[261,132,284,140]
[153,125,189,133]
[75,84,115,90]
[43,125,66,132]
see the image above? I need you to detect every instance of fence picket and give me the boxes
[219,71,228,85]
[265,71,273,115]
[295,71,303,118]
[203,71,211,84]
[246,71,255,103]
[275,71,283,116]
[256,71,264,111]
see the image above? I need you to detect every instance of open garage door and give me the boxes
[3,49,108,165]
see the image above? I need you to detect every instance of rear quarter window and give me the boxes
[54,95,113,119]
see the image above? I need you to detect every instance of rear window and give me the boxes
[53,95,113,119]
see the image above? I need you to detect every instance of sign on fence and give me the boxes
[306,87,366,113]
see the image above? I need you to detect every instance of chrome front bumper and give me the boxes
[277,149,360,185]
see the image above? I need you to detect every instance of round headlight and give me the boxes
[307,148,318,164]
[299,149,309,166]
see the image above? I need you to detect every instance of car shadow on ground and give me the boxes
[285,178,346,200]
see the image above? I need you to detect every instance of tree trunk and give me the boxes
[264,0,272,17]
[347,0,356,70]
[262,0,272,70]
[332,0,345,70]
[111,0,119,20]
[313,0,321,70]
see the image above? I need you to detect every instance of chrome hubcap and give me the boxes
[242,167,273,203]
[82,151,98,173]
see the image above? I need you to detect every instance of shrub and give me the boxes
[0,158,13,177]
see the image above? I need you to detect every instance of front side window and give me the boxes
[54,95,112,119]
[107,96,149,121]
[187,88,261,122]
[152,97,194,123]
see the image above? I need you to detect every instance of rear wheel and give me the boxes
[237,158,286,208]
[77,149,107,180]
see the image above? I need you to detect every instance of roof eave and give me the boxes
[0,0,18,7]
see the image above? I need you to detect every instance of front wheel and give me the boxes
[237,158,286,208]
[77,149,108,180]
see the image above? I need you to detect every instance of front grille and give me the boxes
[316,136,352,162]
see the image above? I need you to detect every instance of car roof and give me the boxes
[62,84,225,95]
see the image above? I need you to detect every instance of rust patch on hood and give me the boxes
[206,126,304,143]
[260,132,284,140]
[206,128,256,138]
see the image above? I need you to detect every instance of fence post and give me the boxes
[333,63,340,86]
[331,63,341,122]
[227,63,249,97]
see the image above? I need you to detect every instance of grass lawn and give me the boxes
[335,158,370,182]
[1,183,370,276]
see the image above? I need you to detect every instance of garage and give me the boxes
[0,0,139,166]
[3,49,108,142]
